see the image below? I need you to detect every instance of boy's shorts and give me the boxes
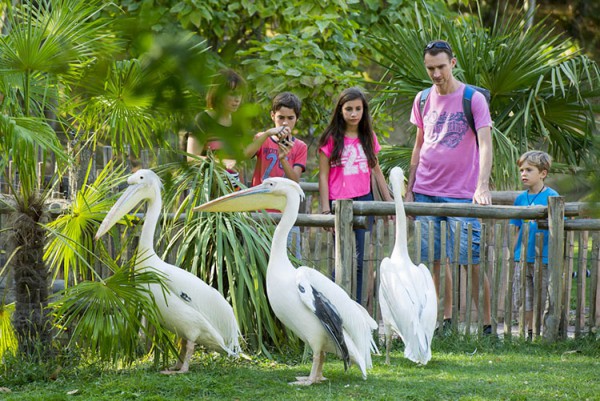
[414,193,481,265]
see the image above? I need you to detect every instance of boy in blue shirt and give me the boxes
[510,150,559,340]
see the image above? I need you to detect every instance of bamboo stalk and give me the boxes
[590,232,599,330]
[465,224,473,336]
[533,233,544,339]
[505,227,515,340]
[547,196,565,341]
[478,223,487,336]
[518,223,529,338]
[452,220,460,330]
[575,231,588,338]
[492,223,502,334]
[438,221,447,329]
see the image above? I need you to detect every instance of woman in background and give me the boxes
[318,87,392,305]
[187,69,247,188]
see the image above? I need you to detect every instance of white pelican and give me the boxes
[95,169,241,374]
[378,167,437,365]
[194,177,378,385]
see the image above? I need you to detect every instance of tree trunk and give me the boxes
[10,194,52,358]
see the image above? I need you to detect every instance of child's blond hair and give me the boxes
[517,150,552,173]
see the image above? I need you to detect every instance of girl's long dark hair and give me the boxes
[317,87,377,168]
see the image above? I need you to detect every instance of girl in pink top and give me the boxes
[317,87,392,304]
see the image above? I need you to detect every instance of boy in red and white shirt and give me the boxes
[244,92,307,258]
[245,92,307,186]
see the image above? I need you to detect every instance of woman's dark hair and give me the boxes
[317,87,377,168]
[206,69,246,112]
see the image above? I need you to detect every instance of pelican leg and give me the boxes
[314,351,326,382]
[290,351,327,385]
[161,339,195,374]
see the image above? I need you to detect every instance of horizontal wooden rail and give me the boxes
[1,192,596,230]
[300,182,522,205]
[538,218,600,231]
[248,212,369,229]
[352,200,591,219]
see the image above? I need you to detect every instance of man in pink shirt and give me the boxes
[406,40,493,335]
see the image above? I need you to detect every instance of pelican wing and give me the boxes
[296,269,350,370]
[296,266,378,374]
[379,257,436,364]
[415,263,438,341]
[143,256,240,354]
[380,257,414,340]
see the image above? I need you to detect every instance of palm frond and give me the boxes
[73,59,172,156]
[368,3,600,189]
[44,162,128,285]
[0,114,67,197]
[51,258,176,365]
[0,0,121,117]
[0,303,17,360]
[378,145,413,178]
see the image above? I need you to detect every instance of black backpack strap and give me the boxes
[422,85,483,147]
[419,88,431,123]
[463,85,479,147]
[463,85,477,133]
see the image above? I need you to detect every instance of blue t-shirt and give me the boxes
[509,186,559,264]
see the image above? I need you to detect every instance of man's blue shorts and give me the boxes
[414,193,481,265]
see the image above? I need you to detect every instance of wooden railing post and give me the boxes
[590,232,599,330]
[335,199,354,298]
[545,196,565,341]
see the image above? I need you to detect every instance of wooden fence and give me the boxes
[285,183,599,341]
[1,148,599,341]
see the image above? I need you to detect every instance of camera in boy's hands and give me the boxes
[276,126,291,146]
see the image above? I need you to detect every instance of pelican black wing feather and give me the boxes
[311,286,350,370]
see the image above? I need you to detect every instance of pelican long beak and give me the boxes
[95,184,145,239]
[193,184,286,213]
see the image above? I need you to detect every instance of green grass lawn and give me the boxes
[2,336,599,401]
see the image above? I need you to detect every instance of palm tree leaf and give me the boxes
[45,162,128,284]
[51,259,176,365]
[73,59,173,156]
[368,3,600,189]
[0,303,18,359]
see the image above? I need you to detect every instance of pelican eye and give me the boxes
[298,284,305,293]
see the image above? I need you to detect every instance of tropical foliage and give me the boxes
[368,3,600,189]
[52,257,176,365]
[0,300,16,358]
[0,0,114,358]
[44,163,128,284]
[2,0,599,369]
